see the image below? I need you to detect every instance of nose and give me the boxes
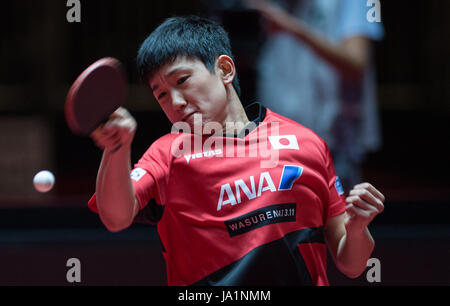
[170,89,187,110]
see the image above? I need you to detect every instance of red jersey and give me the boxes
[89,104,346,286]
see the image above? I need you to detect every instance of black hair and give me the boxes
[137,15,241,97]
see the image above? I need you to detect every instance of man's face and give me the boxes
[149,56,229,130]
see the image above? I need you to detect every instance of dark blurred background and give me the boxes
[0,0,449,285]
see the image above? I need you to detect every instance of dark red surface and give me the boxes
[65,57,127,136]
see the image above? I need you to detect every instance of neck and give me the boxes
[221,90,250,136]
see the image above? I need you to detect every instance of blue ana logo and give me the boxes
[279,165,303,190]
[217,165,303,211]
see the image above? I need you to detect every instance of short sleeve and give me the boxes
[133,138,173,206]
[337,0,384,41]
[87,169,157,214]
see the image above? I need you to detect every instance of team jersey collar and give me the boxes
[225,102,267,138]
[246,102,267,126]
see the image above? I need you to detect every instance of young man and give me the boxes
[89,16,385,286]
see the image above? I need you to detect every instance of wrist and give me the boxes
[106,141,131,153]
[345,226,369,240]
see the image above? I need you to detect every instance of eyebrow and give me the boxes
[151,84,159,93]
[150,67,190,93]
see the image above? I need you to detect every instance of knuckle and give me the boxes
[357,196,364,203]
[359,189,369,197]
[354,195,364,203]
[363,182,371,188]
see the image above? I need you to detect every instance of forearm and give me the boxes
[96,146,137,232]
[281,18,368,80]
[336,227,375,278]
[326,183,385,279]
[250,0,369,78]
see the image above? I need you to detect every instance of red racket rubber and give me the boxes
[65,57,127,136]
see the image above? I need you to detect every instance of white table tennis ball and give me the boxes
[33,170,55,193]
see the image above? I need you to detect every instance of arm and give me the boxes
[325,183,385,278]
[91,107,139,232]
[246,0,370,80]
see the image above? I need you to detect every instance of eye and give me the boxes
[177,76,189,85]
[158,92,167,100]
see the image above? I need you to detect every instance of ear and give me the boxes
[216,55,235,86]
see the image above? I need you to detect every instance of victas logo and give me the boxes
[217,165,303,211]
[184,149,223,164]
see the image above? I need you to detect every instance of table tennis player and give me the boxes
[88,16,385,286]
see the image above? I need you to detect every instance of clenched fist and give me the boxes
[345,182,385,235]
[90,107,137,153]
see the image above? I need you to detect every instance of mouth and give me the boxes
[181,112,197,122]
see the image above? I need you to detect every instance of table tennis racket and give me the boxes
[65,57,127,137]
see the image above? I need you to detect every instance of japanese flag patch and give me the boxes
[130,168,147,182]
[335,176,345,196]
[268,135,299,150]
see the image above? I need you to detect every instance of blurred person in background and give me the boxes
[247,0,384,191]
